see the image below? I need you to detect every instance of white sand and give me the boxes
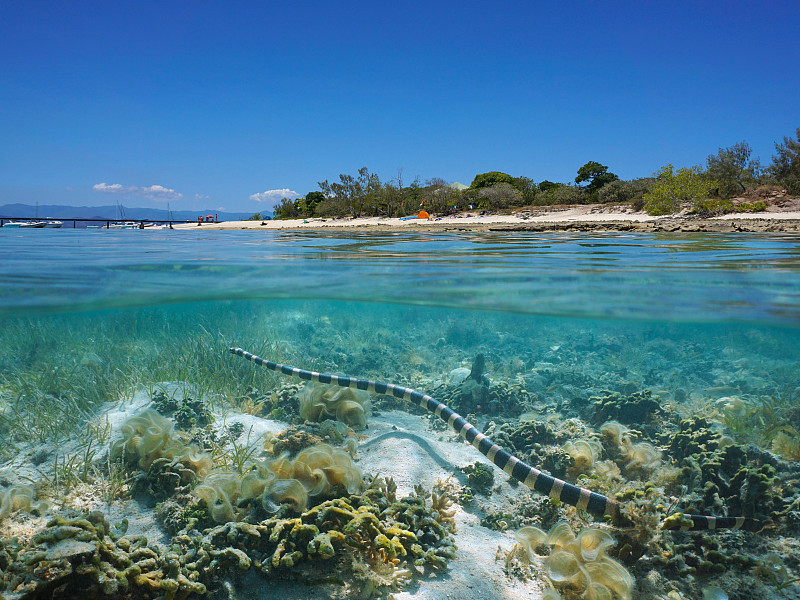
[175,207,661,231]
[173,203,800,231]
[359,410,544,600]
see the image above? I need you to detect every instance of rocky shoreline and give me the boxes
[261,217,800,234]
[487,218,800,233]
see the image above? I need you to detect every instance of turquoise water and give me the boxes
[2,229,800,599]
[2,229,800,323]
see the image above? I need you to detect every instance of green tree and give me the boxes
[469,171,514,190]
[643,165,716,215]
[706,141,761,198]
[510,176,536,204]
[477,183,521,209]
[303,191,325,216]
[769,127,800,194]
[538,180,562,193]
[596,178,655,208]
[536,185,589,206]
[575,161,619,194]
[318,167,382,216]
[272,197,301,219]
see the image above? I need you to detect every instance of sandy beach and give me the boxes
[176,203,800,233]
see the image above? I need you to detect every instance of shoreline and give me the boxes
[175,205,800,233]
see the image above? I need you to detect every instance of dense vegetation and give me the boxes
[267,127,800,219]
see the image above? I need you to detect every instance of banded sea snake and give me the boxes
[230,347,758,532]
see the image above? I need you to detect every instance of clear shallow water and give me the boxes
[2,228,800,324]
[2,230,800,600]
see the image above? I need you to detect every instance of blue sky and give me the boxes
[1,1,798,212]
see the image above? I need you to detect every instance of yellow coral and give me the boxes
[518,521,634,600]
[196,442,363,520]
[600,421,661,474]
[772,430,800,461]
[298,383,370,429]
[114,409,363,522]
[562,440,602,477]
[0,485,48,520]
[110,409,212,478]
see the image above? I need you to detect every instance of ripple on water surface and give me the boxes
[1,228,800,325]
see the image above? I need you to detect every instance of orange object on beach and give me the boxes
[417,210,429,219]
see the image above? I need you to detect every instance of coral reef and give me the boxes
[194,442,363,522]
[110,408,213,480]
[0,511,207,599]
[0,490,455,600]
[481,511,517,531]
[516,521,634,600]
[242,381,304,421]
[432,379,533,419]
[151,389,213,430]
[600,421,662,476]
[270,428,323,456]
[661,417,798,522]
[212,486,457,575]
[664,417,722,460]
[590,390,665,427]
[460,462,495,496]
[562,439,602,478]
[268,420,348,456]
[298,382,370,429]
[483,419,572,479]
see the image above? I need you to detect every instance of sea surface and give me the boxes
[2,228,800,322]
[1,228,800,600]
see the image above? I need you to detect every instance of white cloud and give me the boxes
[250,188,299,203]
[194,193,210,201]
[93,182,183,202]
[93,183,124,192]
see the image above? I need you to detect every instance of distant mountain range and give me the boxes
[0,203,262,223]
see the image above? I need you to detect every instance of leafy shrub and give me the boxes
[477,183,522,209]
[643,165,717,215]
[596,178,655,205]
[535,185,590,206]
[691,198,767,216]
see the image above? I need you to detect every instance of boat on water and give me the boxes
[2,220,45,228]
[2,219,62,228]
[106,221,140,229]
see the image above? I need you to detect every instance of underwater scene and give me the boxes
[1,230,800,600]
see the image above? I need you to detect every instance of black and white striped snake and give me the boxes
[230,347,756,532]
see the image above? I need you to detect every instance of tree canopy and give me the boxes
[469,171,514,190]
[575,161,619,194]
[706,141,760,198]
[769,127,800,194]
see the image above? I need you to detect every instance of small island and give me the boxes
[179,130,800,233]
